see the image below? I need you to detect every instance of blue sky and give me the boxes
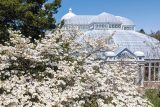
[50,0,160,33]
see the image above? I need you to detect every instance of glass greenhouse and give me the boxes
[62,8,160,88]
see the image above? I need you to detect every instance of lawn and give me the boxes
[145,89,160,107]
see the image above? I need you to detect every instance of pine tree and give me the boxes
[0,0,61,44]
[139,29,145,34]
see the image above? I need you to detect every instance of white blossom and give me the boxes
[0,29,152,107]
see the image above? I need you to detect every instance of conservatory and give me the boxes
[61,8,160,88]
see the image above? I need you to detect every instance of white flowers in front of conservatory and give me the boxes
[0,29,152,107]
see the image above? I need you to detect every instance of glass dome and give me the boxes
[116,16,134,25]
[78,30,160,60]
[89,12,122,24]
[61,8,76,20]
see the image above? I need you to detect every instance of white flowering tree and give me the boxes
[0,29,152,107]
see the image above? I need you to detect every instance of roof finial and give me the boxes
[69,8,72,13]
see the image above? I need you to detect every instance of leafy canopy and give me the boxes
[0,0,61,43]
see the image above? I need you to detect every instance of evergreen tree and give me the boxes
[0,0,61,44]
[139,29,146,34]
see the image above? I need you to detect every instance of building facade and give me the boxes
[62,8,160,88]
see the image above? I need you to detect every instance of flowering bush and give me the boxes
[0,29,152,107]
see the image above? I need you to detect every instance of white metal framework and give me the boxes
[62,8,160,87]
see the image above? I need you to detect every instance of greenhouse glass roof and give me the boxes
[79,30,160,60]
[62,9,160,60]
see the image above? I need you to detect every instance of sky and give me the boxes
[50,0,160,33]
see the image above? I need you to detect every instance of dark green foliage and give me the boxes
[153,34,160,41]
[24,91,39,103]
[83,96,98,107]
[0,24,9,44]
[139,29,146,34]
[151,30,160,41]
[0,0,61,43]
[104,96,113,104]
[0,87,6,95]
[145,89,160,107]
[0,56,54,81]
[29,95,39,103]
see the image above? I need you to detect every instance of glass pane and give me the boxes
[155,68,159,81]
[145,63,149,66]
[151,63,155,66]
[151,67,154,81]
[144,67,149,81]
[155,62,159,66]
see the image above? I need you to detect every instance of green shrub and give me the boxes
[145,89,160,107]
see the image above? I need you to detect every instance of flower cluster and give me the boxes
[0,29,152,107]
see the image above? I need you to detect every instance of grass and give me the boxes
[145,89,160,107]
